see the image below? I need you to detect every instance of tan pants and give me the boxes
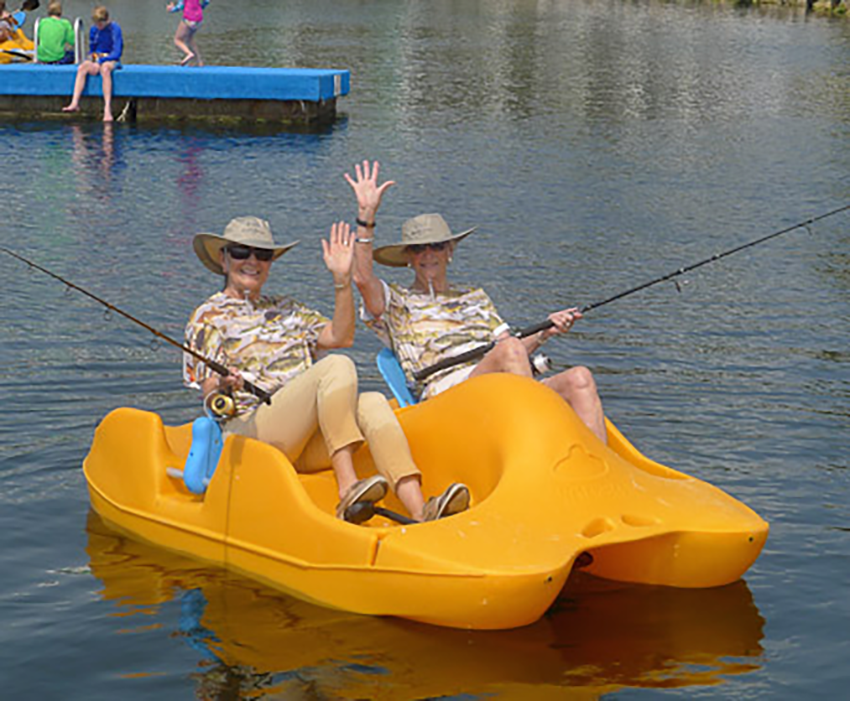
[225,355,420,490]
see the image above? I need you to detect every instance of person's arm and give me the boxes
[88,26,97,58]
[199,366,243,400]
[184,317,243,400]
[519,307,582,354]
[64,20,75,50]
[346,160,394,320]
[317,221,356,350]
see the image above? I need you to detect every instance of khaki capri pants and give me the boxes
[224,355,419,490]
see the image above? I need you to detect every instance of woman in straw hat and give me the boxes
[348,161,607,444]
[184,216,469,521]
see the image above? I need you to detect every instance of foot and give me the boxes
[103,113,113,123]
[62,104,79,113]
[180,52,195,66]
[422,483,470,522]
[336,475,389,520]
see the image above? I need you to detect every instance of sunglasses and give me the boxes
[226,245,275,262]
[406,241,449,254]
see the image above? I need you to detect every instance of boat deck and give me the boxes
[0,64,350,124]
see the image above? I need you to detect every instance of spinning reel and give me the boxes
[204,392,237,420]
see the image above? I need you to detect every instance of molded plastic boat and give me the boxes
[83,374,768,630]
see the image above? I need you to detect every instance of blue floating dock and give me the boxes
[0,64,350,124]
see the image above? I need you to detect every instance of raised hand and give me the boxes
[322,221,355,284]
[344,160,395,217]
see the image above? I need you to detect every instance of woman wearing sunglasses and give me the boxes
[348,161,607,444]
[184,216,468,522]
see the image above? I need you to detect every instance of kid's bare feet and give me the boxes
[103,113,114,122]
[180,52,195,66]
[62,104,79,113]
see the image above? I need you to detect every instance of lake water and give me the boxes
[1,1,848,698]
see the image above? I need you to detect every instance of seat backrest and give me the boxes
[376,347,417,408]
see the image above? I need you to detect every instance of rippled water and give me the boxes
[1,1,848,698]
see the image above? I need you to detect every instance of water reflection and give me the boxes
[70,123,124,207]
[86,510,765,699]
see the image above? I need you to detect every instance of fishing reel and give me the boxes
[530,352,552,377]
[204,392,237,421]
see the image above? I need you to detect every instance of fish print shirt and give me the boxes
[362,280,510,400]
[184,291,329,415]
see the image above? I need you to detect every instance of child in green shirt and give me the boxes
[36,0,74,64]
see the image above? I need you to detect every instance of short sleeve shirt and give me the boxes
[184,291,329,415]
[362,280,509,399]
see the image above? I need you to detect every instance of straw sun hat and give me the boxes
[373,213,476,267]
[193,216,299,275]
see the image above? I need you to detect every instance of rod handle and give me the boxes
[206,359,272,405]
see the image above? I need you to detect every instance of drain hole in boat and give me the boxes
[574,552,594,569]
[621,513,660,528]
[581,517,616,539]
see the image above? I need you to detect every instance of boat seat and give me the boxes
[377,348,417,408]
[166,416,223,494]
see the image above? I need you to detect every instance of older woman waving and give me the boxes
[349,162,608,444]
[184,216,468,522]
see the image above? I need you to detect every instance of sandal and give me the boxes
[422,483,470,522]
[336,475,389,521]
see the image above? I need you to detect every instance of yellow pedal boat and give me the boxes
[83,373,769,630]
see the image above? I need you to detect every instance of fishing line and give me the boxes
[414,203,850,382]
[1,247,272,404]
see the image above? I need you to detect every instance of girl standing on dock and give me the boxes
[166,0,208,67]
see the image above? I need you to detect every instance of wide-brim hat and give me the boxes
[373,213,476,267]
[193,216,299,275]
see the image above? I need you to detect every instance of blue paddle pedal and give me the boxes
[182,416,223,494]
[377,347,417,408]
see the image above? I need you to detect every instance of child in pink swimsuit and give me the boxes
[166,0,208,66]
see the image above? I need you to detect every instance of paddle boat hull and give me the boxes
[83,374,768,629]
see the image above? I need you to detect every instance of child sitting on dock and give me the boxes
[62,5,123,122]
[36,1,74,65]
[166,0,208,67]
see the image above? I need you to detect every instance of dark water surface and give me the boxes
[1,1,848,698]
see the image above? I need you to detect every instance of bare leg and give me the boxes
[174,22,194,65]
[468,336,533,379]
[469,337,607,444]
[395,474,426,521]
[100,62,115,122]
[63,61,97,111]
[543,367,607,444]
[188,30,202,67]
[331,445,359,498]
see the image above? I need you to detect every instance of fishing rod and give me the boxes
[1,247,272,405]
[414,203,850,382]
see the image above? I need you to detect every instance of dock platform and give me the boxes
[0,64,350,124]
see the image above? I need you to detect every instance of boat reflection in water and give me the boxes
[86,510,765,699]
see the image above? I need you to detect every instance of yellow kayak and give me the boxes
[83,373,768,630]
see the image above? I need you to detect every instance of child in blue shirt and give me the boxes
[62,5,123,122]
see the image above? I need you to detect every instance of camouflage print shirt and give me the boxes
[184,291,329,415]
[362,280,509,400]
